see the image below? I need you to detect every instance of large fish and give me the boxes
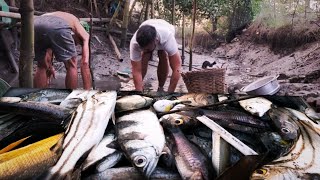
[116,109,165,178]
[45,91,117,179]
[19,89,71,104]
[84,167,182,180]
[0,99,71,123]
[251,108,320,179]
[0,133,63,179]
[165,126,216,180]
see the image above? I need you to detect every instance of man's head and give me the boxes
[136,25,157,53]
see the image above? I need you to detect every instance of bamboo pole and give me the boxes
[120,0,130,48]
[189,0,196,71]
[128,0,137,23]
[19,0,34,88]
[108,34,123,62]
[79,18,111,22]
[181,13,185,65]
[109,0,122,26]
[0,11,22,19]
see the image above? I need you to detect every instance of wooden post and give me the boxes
[144,0,149,21]
[181,13,185,65]
[189,0,196,71]
[171,0,175,24]
[120,0,130,48]
[150,0,154,19]
[19,0,34,88]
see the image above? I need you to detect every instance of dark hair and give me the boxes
[136,25,156,48]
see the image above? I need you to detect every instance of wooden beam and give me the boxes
[108,34,123,62]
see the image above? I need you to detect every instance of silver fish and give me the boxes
[116,109,165,178]
[267,107,300,141]
[45,91,117,179]
[95,151,123,173]
[84,167,182,180]
[239,97,273,117]
[82,133,120,171]
[251,109,320,179]
[116,95,153,112]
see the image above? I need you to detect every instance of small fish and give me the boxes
[82,133,120,171]
[116,109,165,178]
[116,95,153,112]
[251,110,320,179]
[239,97,273,117]
[0,133,63,180]
[165,126,216,180]
[177,93,217,107]
[95,151,123,173]
[84,167,182,180]
[267,107,300,141]
[45,91,117,179]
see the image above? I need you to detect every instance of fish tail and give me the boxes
[50,134,64,156]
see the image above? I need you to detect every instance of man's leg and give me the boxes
[64,57,78,89]
[34,49,53,88]
[157,50,169,89]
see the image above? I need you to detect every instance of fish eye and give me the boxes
[134,156,147,167]
[174,119,184,125]
[255,168,267,175]
[281,128,290,133]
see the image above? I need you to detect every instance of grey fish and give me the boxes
[116,109,165,178]
[95,151,123,173]
[84,167,182,180]
[186,134,213,159]
[0,101,71,124]
[19,89,71,104]
[267,107,300,141]
[166,126,216,180]
[45,91,117,179]
[159,143,175,169]
[159,110,199,130]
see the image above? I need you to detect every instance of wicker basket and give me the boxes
[181,69,226,93]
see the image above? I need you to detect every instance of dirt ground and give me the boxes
[0,1,320,111]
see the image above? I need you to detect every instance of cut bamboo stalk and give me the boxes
[197,115,258,156]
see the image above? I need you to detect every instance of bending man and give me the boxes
[33,11,92,89]
[130,19,182,93]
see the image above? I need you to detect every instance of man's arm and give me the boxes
[75,21,92,90]
[167,52,182,93]
[131,60,144,92]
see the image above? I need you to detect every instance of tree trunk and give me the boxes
[144,0,149,21]
[181,13,185,65]
[171,0,175,25]
[138,1,146,24]
[120,0,130,48]
[19,0,34,88]
[189,0,196,71]
[128,0,137,23]
[150,0,154,19]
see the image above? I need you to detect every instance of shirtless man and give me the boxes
[33,11,92,89]
[130,19,182,93]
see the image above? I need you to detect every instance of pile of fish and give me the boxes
[0,88,320,180]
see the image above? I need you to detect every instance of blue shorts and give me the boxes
[34,15,77,63]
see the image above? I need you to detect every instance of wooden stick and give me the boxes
[108,34,123,62]
[92,26,133,37]
[0,11,22,19]
[197,116,258,156]
[8,6,45,15]
[88,14,96,90]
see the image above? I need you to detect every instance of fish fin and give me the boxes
[0,135,31,154]
[50,135,64,155]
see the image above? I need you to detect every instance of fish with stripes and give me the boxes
[115,109,165,178]
[44,90,117,179]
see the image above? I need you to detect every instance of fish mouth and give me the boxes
[142,157,158,178]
